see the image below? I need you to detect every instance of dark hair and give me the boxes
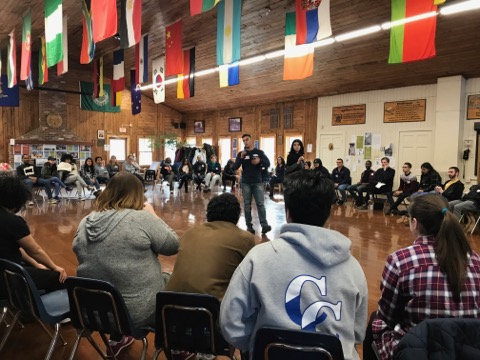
[83,157,95,173]
[409,194,471,302]
[95,156,102,162]
[96,172,145,211]
[283,171,334,227]
[404,162,412,169]
[365,160,372,166]
[206,193,241,224]
[276,157,285,166]
[0,172,32,213]
[381,157,390,163]
[182,158,190,165]
[242,134,251,139]
[304,161,311,169]
[337,158,343,163]
[449,166,460,174]
[60,153,73,162]
[289,139,305,156]
[421,162,434,172]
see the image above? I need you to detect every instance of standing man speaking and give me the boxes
[235,134,271,235]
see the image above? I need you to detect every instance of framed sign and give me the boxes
[384,99,426,123]
[467,94,480,120]
[97,129,105,139]
[332,104,366,125]
[194,120,205,133]
[229,117,242,132]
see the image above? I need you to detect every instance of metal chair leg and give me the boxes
[68,329,85,360]
[152,349,161,360]
[0,310,21,352]
[44,322,61,360]
[471,215,480,235]
[140,337,148,360]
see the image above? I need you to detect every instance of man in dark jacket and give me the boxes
[348,160,374,207]
[385,162,418,215]
[449,184,480,220]
[192,155,207,190]
[433,166,464,201]
[331,158,351,205]
[16,154,56,205]
[360,157,395,210]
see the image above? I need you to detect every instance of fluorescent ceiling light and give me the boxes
[164,78,177,85]
[265,49,285,59]
[440,0,480,15]
[312,37,335,48]
[335,25,382,42]
[381,11,437,30]
[238,55,266,66]
[196,68,218,77]
[139,84,154,91]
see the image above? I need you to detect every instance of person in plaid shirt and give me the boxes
[371,194,480,359]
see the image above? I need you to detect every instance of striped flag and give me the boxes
[120,0,142,49]
[26,61,34,91]
[177,47,195,99]
[45,0,63,67]
[110,86,122,107]
[131,69,141,115]
[165,20,183,76]
[93,57,103,98]
[39,36,49,85]
[91,0,117,43]
[295,0,331,45]
[434,0,446,4]
[216,0,242,65]
[7,29,17,88]
[80,0,95,64]
[152,56,165,104]
[135,34,148,84]
[219,62,239,87]
[283,12,314,81]
[57,16,69,75]
[112,49,125,92]
[190,0,222,16]
[20,11,32,81]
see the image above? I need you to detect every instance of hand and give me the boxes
[251,157,260,165]
[30,176,38,183]
[297,156,305,164]
[53,266,68,283]
[435,186,443,194]
[240,150,247,159]
[394,191,402,196]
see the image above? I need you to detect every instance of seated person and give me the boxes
[448,184,480,220]
[433,166,464,201]
[303,160,312,170]
[58,154,94,201]
[106,155,120,178]
[41,156,67,202]
[363,157,395,209]
[192,155,207,190]
[166,193,255,299]
[385,162,418,215]
[410,162,442,198]
[16,154,55,205]
[370,194,480,359]
[160,157,175,193]
[268,156,286,198]
[81,157,102,192]
[204,155,222,193]
[94,156,110,184]
[73,172,179,353]
[123,155,145,186]
[177,158,193,192]
[222,159,238,193]
[348,160,374,207]
[220,171,368,359]
[331,158,351,205]
[0,172,67,293]
[312,158,330,177]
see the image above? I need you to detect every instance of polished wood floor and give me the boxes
[2,185,479,359]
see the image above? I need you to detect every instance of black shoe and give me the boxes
[246,227,255,234]
[178,183,183,189]
[93,190,102,198]
[65,186,73,192]
[261,225,272,234]
[269,193,274,199]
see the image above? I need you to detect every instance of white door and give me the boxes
[318,133,345,172]
[398,130,434,181]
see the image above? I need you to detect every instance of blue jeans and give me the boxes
[23,178,53,199]
[336,184,349,202]
[46,176,66,197]
[347,183,368,204]
[241,182,268,228]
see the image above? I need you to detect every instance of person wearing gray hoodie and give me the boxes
[220,171,368,360]
[73,172,179,330]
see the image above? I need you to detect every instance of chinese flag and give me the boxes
[165,20,183,77]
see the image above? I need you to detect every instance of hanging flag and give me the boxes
[389,0,437,64]
[131,69,141,115]
[152,56,165,104]
[434,0,446,4]
[0,49,2,81]
[177,47,195,99]
[283,12,314,81]
[110,86,122,107]
[216,0,241,66]
[295,0,331,45]
[20,11,32,81]
[0,75,19,107]
[45,0,63,67]
[57,16,69,75]
[7,29,17,88]
[112,49,125,92]
[190,0,222,16]
[91,0,117,43]
[39,36,49,85]
[219,62,239,87]
[165,20,183,76]
[99,56,104,97]
[26,61,34,91]
[80,0,95,64]
[93,58,101,98]
[80,81,120,113]
[120,0,142,49]
[135,34,148,84]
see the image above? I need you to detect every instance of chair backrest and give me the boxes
[144,169,157,181]
[65,277,137,337]
[252,327,345,360]
[155,291,230,356]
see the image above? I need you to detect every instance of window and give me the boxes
[185,136,197,147]
[218,138,231,167]
[138,138,153,165]
[285,135,303,156]
[164,142,176,162]
[202,137,212,146]
[109,138,127,161]
[261,136,275,171]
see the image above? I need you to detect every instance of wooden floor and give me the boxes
[2,185,479,359]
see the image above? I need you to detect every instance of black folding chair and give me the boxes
[252,327,345,360]
[153,291,235,360]
[65,276,151,360]
[144,169,157,191]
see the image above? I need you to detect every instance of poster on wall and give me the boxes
[467,95,480,120]
[332,104,366,125]
[383,99,426,123]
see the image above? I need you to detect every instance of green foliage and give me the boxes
[148,133,188,150]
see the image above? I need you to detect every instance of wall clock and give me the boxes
[46,114,63,129]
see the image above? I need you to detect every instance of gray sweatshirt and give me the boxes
[220,223,368,360]
[73,209,179,327]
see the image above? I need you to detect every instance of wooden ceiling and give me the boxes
[1,0,480,113]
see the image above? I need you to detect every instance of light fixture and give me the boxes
[335,25,382,42]
[265,49,285,59]
[195,68,218,77]
[238,55,266,66]
[312,37,335,48]
[381,11,437,30]
[440,0,480,15]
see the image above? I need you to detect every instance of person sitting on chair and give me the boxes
[348,160,374,207]
[448,184,480,221]
[268,156,286,198]
[360,157,395,210]
[160,157,175,193]
[331,158,351,205]
[16,154,57,205]
[58,154,94,201]
[123,155,145,187]
[106,155,120,178]
[222,159,238,193]
[94,157,110,184]
[41,156,67,201]
[178,158,193,193]
[193,155,207,190]
[410,162,442,198]
[385,162,418,215]
[312,158,330,177]
[433,166,464,202]
[81,157,102,194]
[204,155,222,193]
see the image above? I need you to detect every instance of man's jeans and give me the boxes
[23,178,53,199]
[241,182,268,228]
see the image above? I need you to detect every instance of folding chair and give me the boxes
[252,327,345,360]
[153,291,235,360]
[0,259,70,359]
[144,169,157,191]
[65,276,151,360]
[459,209,480,235]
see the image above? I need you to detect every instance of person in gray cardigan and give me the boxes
[73,172,179,354]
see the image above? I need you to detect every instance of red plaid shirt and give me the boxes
[372,235,480,359]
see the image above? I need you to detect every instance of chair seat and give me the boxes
[41,289,70,322]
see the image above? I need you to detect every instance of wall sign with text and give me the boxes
[331,104,366,125]
[384,99,426,123]
[467,95,480,120]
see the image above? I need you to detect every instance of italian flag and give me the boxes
[45,0,63,68]
[388,0,437,64]
[283,12,314,81]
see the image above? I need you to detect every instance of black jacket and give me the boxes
[441,180,464,201]
[371,167,396,192]
[462,185,480,206]
[419,170,442,192]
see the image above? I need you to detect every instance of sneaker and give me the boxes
[108,335,135,357]
[53,196,60,201]
[261,225,272,234]
[78,195,85,201]
[65,186,73,192]
[48,198,59,204]
[246,227,255,234]
[269,194,274,199]
[59,317,71,324]
[87,185,95,191]
[27,201,34,207]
